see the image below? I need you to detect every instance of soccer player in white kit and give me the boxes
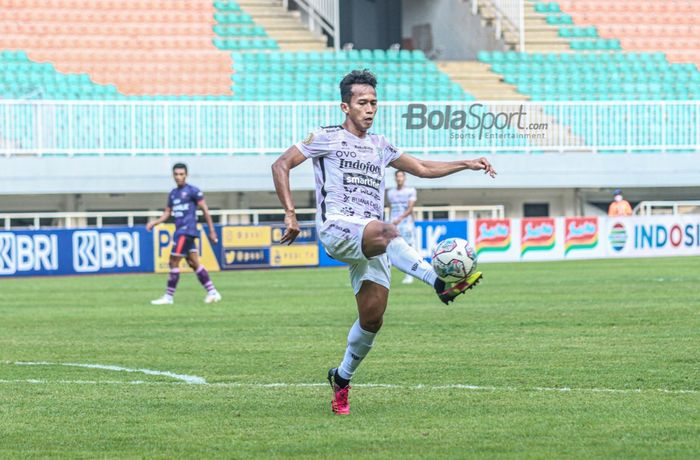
[387,170,418,284]
[271,70,496,415]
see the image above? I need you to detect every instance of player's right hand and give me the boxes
[280,212,300,245]
[146,221,155,231]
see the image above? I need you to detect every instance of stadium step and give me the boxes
[523,1,571,52]
[438,61,528,101]
[238,1,331,52]
[472,0,520,51]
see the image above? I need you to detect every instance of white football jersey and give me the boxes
[387,186,417,225]
[295,126,403,227]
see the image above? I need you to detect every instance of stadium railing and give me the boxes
[633,201,700,216]
[0,100,698,156]
[479,0,525,52]
[0,205,505,230]
[289,0,339,51]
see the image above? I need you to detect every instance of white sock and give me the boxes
[386,237,438,286]
[337,319,377,380]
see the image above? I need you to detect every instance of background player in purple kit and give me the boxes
[146,163,221,305]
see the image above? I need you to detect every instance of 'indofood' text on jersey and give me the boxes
[295,126,403,226]
[167,183,204,237]
[387,187,417,226]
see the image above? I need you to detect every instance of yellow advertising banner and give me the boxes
[153,224,220,273]
[270,244,319,267]
[222,226,272,248]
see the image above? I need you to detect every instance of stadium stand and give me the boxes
[231,50,473,101]
[0,0,472,101]
[0,0,233,96]
[463,0,700,101]
[550,0,700,66]
[478,51,700,101]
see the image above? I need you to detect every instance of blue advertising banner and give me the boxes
[0,227,153,277]
[415,220,469,259]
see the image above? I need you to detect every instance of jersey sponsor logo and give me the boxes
[302,132,315,145]
[343,173,381,191]
[350,195,381,212]
[0,233,58,275]
[335,150,357,158]
[172,202,190,217]
[360,188,381,201]
[338,159,382,176]
[72,231,141,273]
[328,223,351,234]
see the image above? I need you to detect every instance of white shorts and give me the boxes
[319,216,391,294]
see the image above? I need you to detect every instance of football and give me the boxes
[431,238,477,282]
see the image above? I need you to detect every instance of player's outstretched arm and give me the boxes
[146,207,172,231]
[271,146,308,245]
[392,198,416,226]
[197,199,219,244]
[390,153,497,179]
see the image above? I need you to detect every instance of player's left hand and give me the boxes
[469,157,497,178]
[391,218,401,226]
[209,231,219,244]
[280,212,300,245]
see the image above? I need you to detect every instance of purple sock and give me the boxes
[166,268,180,297]
[196,266,216,294]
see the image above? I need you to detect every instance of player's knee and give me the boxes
[360,316,383,333]
[381,224,399,244]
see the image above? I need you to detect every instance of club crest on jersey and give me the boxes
[302,132,315,145]
[181,191,188,199]
[377,147,384,161]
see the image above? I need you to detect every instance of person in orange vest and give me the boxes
[608,189,633,216]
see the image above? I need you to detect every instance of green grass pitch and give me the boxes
[1,257,699,459]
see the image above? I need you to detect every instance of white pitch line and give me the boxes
[12,361,207,385]
[0,378,697,395]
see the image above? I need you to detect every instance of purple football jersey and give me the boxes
[167,184,204,237]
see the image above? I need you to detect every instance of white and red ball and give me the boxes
[431,238,477,282]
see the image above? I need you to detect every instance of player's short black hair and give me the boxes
[395,170,405,176]
[340,69,377,103]
[172,163,188,173]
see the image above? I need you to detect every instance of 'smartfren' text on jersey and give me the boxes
[387,187,417,226]
[167,184,204,237]
[295,126,403,225]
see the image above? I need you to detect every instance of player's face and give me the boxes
[342,84,377,132]
[172,168,187,187]
[395,171,405,188]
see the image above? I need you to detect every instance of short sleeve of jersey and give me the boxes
[409,187,417,202]
[167,192,173,208]
[191,185,204,203]
[379,136,403,166]
[295,128,333,159]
